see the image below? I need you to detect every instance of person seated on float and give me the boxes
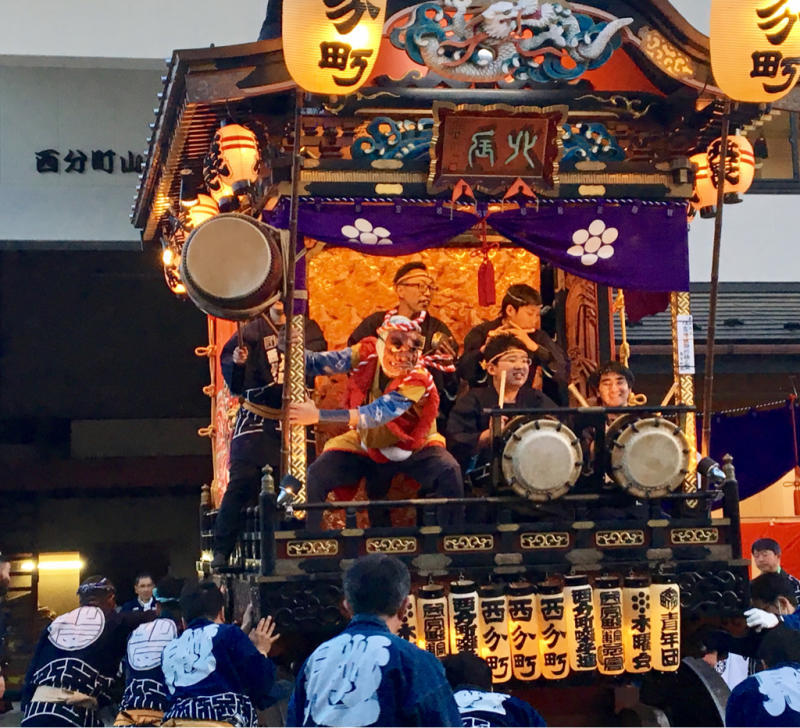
[458,283,569,402]
[289,314,464,530]
[446,333,556,484]
[441,651,546,727]
[348,261,459,427]
[588,360,635,414]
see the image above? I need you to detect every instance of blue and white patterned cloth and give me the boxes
[161,619,275,727]
[726,662,800,726]
[286,614,461,727]
[453,687,547,727]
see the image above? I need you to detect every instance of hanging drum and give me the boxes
[180,213,283,321]
[608,416,690,499]
[501,417,583,501]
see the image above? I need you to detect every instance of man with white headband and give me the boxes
[348,262,459,427]
[290,313,464,530]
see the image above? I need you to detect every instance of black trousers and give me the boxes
[305,446,464,530]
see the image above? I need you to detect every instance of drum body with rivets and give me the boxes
[501,417,583,501]
[608,416,691,499]
[180,213,283,321]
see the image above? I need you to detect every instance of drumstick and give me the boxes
[568,382,590,407]
[660,381,679,407]
[498,368,507,409]
[236,322,244,350]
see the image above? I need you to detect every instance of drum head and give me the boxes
[502,418,582,501]
[609,417,690,499]
[180,213,282,320]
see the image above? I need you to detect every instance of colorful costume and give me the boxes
[21,607,154,727]
[305,334,464,529]
[286,614,461,727]
[114,618,178,726]
[349,309,459,427]
[161,619,275,727]
[214,315,326,558]
[452,687,547,727]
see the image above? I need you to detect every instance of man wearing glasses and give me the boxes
[447,334,556,480]
[348,262,459,426]
[290,314,464,530]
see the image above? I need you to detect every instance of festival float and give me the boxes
[130,1,782,723]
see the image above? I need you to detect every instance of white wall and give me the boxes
[0,0,268,60]
[0,62,162,246]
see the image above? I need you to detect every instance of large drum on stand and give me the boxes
[501,417,583,501]
[180,213,283,320]
[607,416,691,499]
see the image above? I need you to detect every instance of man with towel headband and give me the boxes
[290,313,464,530]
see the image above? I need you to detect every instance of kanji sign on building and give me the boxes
[711,0,800,101]
[429,103,567,195]
[282,0,387,95]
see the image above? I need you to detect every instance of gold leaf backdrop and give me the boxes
[307,246,541,349]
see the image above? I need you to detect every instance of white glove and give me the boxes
[744,607,779,632]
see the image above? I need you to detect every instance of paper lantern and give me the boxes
[622,576,653,673]
[690,153,718,218]
[508,582,541,681]
[711,0,800,102]
[214,124,261,194]
[706,135,756,202]
[398,593,419,645]
[651,577,681,672]
[416,584,449,657]
[448,579,480,656]
[564,575,597,671]
[283,0,387,95]
[594,576,625,676]
[187,194,219,228]
[477,584,511,683]
[537,583,569,680]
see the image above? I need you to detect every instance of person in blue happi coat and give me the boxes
[114,576,185,726]
[161,580,279,727]
[441,651,546,727]
[286,553,461,727]
[21,576,155,727]
[726,623,800,726]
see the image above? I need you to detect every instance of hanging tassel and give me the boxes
[476,219,496,307]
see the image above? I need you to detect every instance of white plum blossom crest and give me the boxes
[341,218,393,245]
[567,219,618,266]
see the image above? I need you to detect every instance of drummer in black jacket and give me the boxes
[212,301,327,568]
[446,334,556,486]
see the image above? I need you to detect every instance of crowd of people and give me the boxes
[5,544,800,726]
[211,262,634,566]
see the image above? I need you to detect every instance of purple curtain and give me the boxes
[707,401,800,501]
[487,200,689,292]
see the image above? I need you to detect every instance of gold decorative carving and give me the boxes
[286,539,339,557]
[366,537,418,554]
[443,535,494,552]
[595,530,645,547]
[520,532,570,549]
[565,273,599,400]
[289,314,308,503]
[639,28,695,80]
[670,528,719,545]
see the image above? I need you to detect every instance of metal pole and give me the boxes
[701,99,732,456]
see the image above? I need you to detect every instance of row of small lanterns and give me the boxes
[161,122,262,293]
[400,575,681,683]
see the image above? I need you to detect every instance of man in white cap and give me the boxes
[290,313,464,530]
